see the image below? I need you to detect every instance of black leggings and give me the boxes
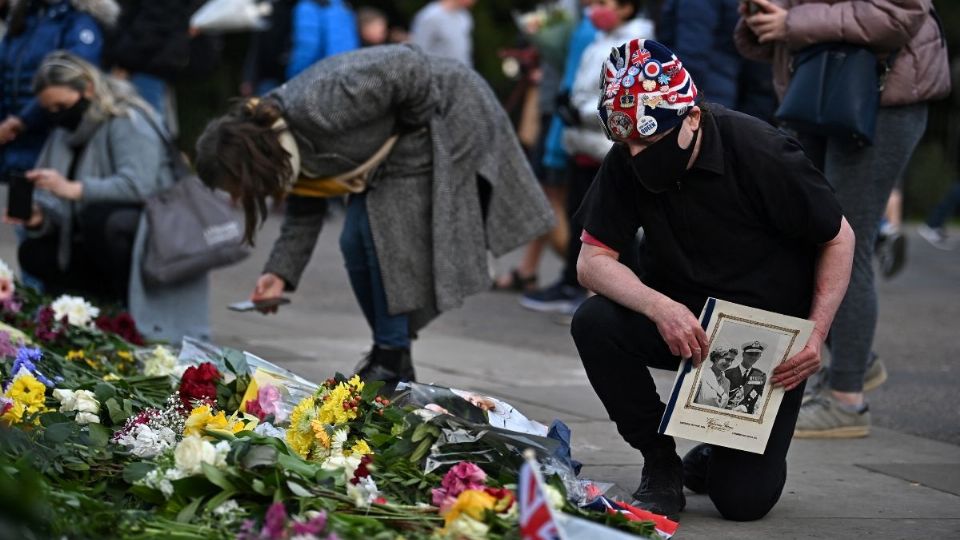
[571,295,805,521]
[19,204,141,304]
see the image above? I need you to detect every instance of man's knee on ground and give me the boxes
[570,294,617,345]
[707,469,785,522]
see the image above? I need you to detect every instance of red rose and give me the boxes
[350,455,374,485]
[178,363,222,408]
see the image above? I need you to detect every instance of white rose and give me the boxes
[53,388,78,412]
[51,295,100,327]
[174,435,219,475]
[144,346,178,377]
[253,422,286,439]
[321,453,361,482]
[76,412,100,425]
[73,390,99,414]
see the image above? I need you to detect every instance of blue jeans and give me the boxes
[130,73,167,118]
[926,180,960,229]
[339,194,410,349]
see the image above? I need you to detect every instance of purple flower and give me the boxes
[11,346,55,387]
[0,332,18,358]
[263,502,288,540]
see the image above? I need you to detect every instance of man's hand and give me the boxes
[0,115,24,145]
[746,0,788,43]
[28,169,83,200]
[650,297,709,365]
[251,273,285,314]
[771,331,824,390]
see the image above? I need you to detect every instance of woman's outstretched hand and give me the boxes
[251,273,285,314]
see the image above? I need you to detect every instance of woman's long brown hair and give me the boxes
[195,98,292,245]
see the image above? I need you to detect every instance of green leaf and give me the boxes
[176,497,203,523]
[242,444,278,469]
[44,422,77,443]
[409,438,432,464]
[171,476,218,499]
[286,480,312,497]
[204,488,237,513]
[223,349,248,376]
[86,423,110,447]
[129,484,165,505]
[105,398,128,423]
[277,452,318,479]
[251,478,270,495]
[411,423,431,443]
[93,382,116,402]
[123,462,156,484]
[361,380,385,401]
[39,412,70,426]
[201,462,236,491]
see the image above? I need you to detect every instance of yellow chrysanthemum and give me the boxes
[317,383,357,425]
[5,372,46,410]
[311,420,332,449]
[66,350,85,362]
[348,439,372,457]
[347,375,364,393]
[442,490,497,527]
[286,397,319,458]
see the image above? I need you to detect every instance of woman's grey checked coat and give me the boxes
[264,45,552,329]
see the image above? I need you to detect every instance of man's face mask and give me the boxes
[628,122,699,194]
[47,96,90,131]
[588,6,620,32]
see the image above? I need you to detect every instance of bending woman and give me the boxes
[195,44,552,390]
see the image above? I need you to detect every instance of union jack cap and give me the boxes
[597,39,699,141]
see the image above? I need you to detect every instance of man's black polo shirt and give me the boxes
[575,105,843,319]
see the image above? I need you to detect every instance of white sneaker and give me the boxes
[918,224,952,250]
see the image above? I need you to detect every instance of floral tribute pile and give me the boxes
[0,265,663,540]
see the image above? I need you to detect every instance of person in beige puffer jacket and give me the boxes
[735,0,950,439]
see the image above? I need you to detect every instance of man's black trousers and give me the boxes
[571,295,806,521]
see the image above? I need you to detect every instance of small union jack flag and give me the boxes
[518,458,564,540]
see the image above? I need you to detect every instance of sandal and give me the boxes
[492,269,537,292]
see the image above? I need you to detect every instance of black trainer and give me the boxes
[354,346,416,395]
[681,444,712,495]
[632,452,686,518]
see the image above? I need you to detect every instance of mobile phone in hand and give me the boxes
[7,170,34,221]
[742,0,762,15]
[228,297,291,312]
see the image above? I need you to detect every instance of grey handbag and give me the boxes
[139,112,250,286]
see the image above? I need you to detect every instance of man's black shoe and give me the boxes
[681,444,712,495]
[632,453,686,518]
[354,346,416,395]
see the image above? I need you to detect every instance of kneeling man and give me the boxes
[570,39,854,521]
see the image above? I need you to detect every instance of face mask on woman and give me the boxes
[47,97,91,131]
[588,5,621,32]
[628,124,700,194]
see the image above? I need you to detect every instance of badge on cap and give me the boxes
[621,75,635,89]
[636,115,658,137]
[631,48,651,66]
[616,68,627,80]
[677,105,689,116]
[619,94,636,108]
[607,111,634,139]
[642,95,663,109]
[628,66,640,77]
[666,92,679,104]
[642,79,657,92]
[642,60,663,80]
[658,74,671,86]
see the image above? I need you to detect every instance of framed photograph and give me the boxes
[659,298,814,454]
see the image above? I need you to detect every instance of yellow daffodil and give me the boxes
[183,404,214,437]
